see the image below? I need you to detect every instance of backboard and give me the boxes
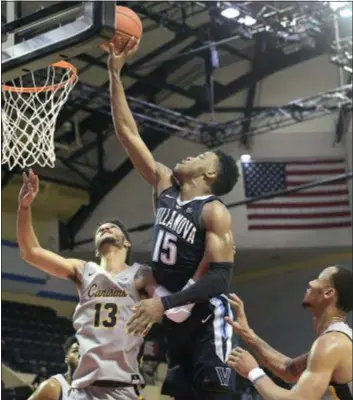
[2,1,116,81]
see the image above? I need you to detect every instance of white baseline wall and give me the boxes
[1,243,78,300]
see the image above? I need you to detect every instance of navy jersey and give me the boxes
[151,185,219,292]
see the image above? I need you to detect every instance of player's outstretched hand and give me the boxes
[126,298,164,336]
[19,169,39,208]
[107,37,140,74]
[225,293,255,342]
[227,347,259,378]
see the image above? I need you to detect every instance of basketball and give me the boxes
[100,6,143,53]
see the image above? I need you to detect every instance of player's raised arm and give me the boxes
[107,39,172,192]
[228,333,344,400]
[160,201,234,310]
[226,294,308,383]
[17,170,84,282]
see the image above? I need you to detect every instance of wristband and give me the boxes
[183,279,195,290]
[248,367,266,384]
[153,285,171,298]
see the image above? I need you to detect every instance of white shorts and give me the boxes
[68,385,140,400]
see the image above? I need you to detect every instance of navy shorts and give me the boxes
[161,295,236,399]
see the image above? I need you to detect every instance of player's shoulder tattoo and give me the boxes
[134,264,153,280]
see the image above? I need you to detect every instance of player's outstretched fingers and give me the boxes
[29,169,39,191]
[124,36,140,58]
[108,42,117,56]
[127,312,147,335]
[224,316,241,332]
[141,322,153,338]
[233,346,245,354]
[227,349,240,368]
[124,36,136,53]
[228,293,243,311]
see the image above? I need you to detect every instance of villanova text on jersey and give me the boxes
[152,186,218,293]
[155,208,197,244]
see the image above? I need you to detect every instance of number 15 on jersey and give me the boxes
[152,229,177,266]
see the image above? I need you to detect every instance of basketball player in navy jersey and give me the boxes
[29,336,79,400]
[108,39,239,400]
[226,265,352,400]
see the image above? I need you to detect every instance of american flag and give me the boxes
[242,159,352,230]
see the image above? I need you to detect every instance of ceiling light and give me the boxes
[240,154,252,162]
[221,7,240,19]
[243,15,257,26]
[329,1,347,11]
[339,7,352,17]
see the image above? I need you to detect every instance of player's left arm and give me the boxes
[237,334,342,400]
[160,201,234,310]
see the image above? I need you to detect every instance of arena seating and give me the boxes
[2,300,74,375]
[2,385,32,400]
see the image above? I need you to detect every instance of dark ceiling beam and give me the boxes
[66,103,279,116]
[170,106,272,113]
[68,123,110,162]
[57,157,94,187]
[76,53,198,101]
[239,35,264,147]
[126,23,216,98]
[67,111,112,161]
[185,36,328,116]
[133,3,252,61]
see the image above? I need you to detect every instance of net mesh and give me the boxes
[1,63,78,170]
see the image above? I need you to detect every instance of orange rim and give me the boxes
[1,61,78,93]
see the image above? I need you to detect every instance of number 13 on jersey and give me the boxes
[152,229,177,266]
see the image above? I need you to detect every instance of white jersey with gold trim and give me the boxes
[71,262,144,389]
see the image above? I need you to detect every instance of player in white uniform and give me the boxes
[28,336,79,400]
[17,169,191,400]
[225,265,352,400]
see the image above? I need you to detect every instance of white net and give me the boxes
[1,62,78,170]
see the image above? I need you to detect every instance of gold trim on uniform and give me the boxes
[329,385,340,400]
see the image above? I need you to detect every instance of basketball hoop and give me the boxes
[1,61,78,170]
